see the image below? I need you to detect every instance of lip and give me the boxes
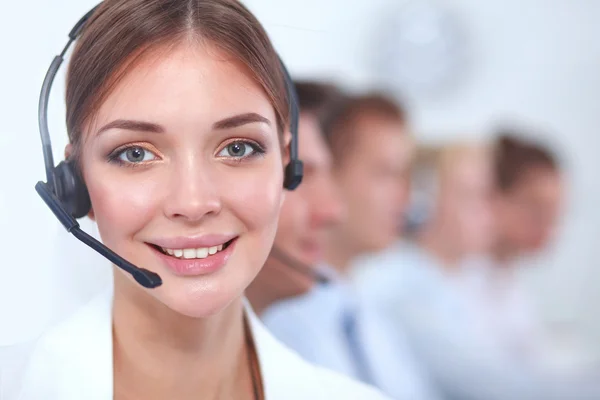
[149,234,238,250]
[148,237,238,277]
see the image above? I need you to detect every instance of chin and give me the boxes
[153,277,244,319]
[114,235,271,319]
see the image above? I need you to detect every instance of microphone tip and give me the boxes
[134,269,163,289]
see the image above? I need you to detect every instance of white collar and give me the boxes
[16,286,388,400]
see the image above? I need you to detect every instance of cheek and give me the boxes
[226,165,283,250]
[274,195,305,246]
[86,173,162,245]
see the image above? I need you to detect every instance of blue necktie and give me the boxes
[342,309,376,386]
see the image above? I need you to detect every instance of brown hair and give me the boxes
[494,132,559,191]
[293,80,345,123]
[66,0,288,160]
[322,93,406,165]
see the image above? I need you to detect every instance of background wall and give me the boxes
[1,0,599,350]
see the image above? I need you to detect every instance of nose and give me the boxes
[163,159,222,223]
[311,178,345,227]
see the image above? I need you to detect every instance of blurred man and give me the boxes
[261,94,439,400]
[353,141,498,368]
[322,95,414,270]
[353,141,495,302]
[246,81,345,315]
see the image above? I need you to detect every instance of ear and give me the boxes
[64,143,74,160]
[282,130,292,166]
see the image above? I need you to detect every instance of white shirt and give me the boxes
[262,265,439,400]
[0,286,390,400]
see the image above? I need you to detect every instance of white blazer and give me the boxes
[4,287,389,400]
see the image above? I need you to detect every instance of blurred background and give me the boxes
[1,0,599,381]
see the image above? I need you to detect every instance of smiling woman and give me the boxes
[5,1,389,399]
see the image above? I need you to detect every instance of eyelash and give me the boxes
[106,139,267,167]
[218,139,266,162]
[106,142,160,168]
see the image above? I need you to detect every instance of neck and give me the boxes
[418,224,463,273]
[245,287,271,317]
[491,237,516,265]
[245,265,279,316]
[112,275,254,400]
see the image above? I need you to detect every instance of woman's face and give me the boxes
[78,42,286,318]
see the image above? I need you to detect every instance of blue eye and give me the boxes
[217,141,262,158]
[115,146,158,164]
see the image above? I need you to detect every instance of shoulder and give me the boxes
[261,286,335,335]
[264,336,390,399]
[10,288,113,399]
[29,287,112,361]
[246,302,390,400]
[352,243,436,307]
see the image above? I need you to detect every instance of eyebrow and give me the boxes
[213,113,271,130]
[96,119,164,136]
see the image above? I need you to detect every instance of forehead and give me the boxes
[447,153,492,186]
[349,116,411,165]
[91,41,276,133]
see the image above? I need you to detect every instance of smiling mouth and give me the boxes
[148,238,236,260]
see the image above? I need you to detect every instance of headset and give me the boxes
[35,3,303,289]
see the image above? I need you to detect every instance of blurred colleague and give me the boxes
[471,133,567,367]
[451,133,570,374]
[246,81,345,315]
[353,141,495,317]
[357,133,599,400]
[261,94,439,400]
[491,133,563,263]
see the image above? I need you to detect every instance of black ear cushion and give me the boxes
[54,160,92,219]
[284,159,303,190]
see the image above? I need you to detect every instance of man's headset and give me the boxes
[35,3,304,289]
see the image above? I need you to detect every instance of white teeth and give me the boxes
[183,248,196,259]
[196,247,209,258]
[159,243,229,259]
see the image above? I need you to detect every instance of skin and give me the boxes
[70,40,290,399]
[246,112,344,314]
[419,147,495,269]
[492,167,563,261]
[324,113,414,273]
